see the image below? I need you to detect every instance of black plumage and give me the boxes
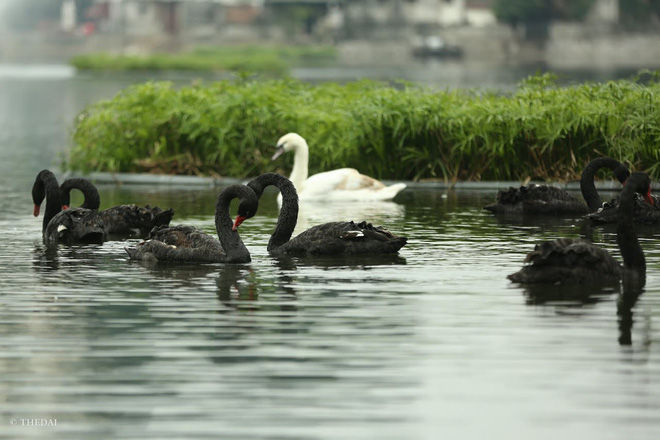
[32,170,105,245]
[124,185,257,263]
[508,172,652,285]
[485,157,630,215]
[586,194,660,225]
[246,173,407,257]
[59,178,173,238]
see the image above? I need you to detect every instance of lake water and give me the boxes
[1,66,659,439]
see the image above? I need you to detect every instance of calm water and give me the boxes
[1,67,659,439]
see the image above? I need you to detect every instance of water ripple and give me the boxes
[0,189,659,439]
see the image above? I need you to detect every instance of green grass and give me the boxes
[70,45,337,75]
[66,73,660,181]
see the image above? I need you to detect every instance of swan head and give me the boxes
[32,171,48,216]
[272,133,307,161]
[232,194,258,231]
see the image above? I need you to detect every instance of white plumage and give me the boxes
[272,133,406,202]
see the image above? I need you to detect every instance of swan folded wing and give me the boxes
[496,185,581,204]
[524,185,580,203]
[508,238,621,283]
[525,238,613,266]
[126,225,226,262]
[125,239,226,262]
[281,221,406,256]
[303,169,385,194]
[44,208,105,245]
[522,198,588,215]
[149,225,224,250]
[101,204,174,236]
[587,195,660,225]
[488,185,587,214]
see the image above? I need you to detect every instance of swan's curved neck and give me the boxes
[289,140,309,191]
[60,178,101,210]
[580,157,630,211]
[33,171,63,234]
[247,173,298,252]
[215,185,258,263]
[616,180,645,277]
[215,186,253,263]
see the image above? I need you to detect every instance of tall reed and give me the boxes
[67,73,660,181]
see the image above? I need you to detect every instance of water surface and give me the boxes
[1,65,659,440]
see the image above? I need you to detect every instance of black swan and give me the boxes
[124,184,257,263]
[508,172,653,284]
[586,190,660,225]
[484,157,630,215]
[32,170,105,245]
[245,173,407,257]
[59,177,174,238]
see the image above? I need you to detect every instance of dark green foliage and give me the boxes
[67,74,660,181]
[70,45,337,74]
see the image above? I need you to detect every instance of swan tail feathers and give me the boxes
[380,183,406,200]
[152,207,175,227]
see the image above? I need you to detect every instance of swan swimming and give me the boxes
[508,172,653,285]
[246,173,407,257]
[272,133,406,202]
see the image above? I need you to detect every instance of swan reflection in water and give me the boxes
[617,270,646,346]
[32,243,108,275]
[522,283,619,307]
[521,264,646,347]
[216,264,259,308]
[216,260,297,315]
[32,244,60,272]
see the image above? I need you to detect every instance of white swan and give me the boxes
[272,133,406,202]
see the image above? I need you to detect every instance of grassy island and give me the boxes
[67,73,660,181]
[70,45,337,75]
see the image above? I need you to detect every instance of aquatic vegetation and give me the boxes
[70,45,336,75]
[67,73,660,181]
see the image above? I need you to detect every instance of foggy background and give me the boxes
[0,0,658,74]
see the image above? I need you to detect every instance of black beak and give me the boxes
[271,145,285,161]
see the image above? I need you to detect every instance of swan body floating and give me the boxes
[586,193,660,225]
[60,178,174,238]
[32,170,105,245]
[272,133,406,202]
[484,157,630,215]
[124,184,257,263]
[246,173,407,257]
[508,172,653,285]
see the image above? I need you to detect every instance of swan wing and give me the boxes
[300,169,405,201]
[587,195,660,225]
[278,221,407,256]
[101,204,174,237]
[508,238,621,284]
[44,208,105,245]
[301,169,374,194]
[125,225,226,262]
[486,185,587,215]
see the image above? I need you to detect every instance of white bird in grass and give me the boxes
[272,133,406,203]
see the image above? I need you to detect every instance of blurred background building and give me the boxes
[0,0,659,69]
